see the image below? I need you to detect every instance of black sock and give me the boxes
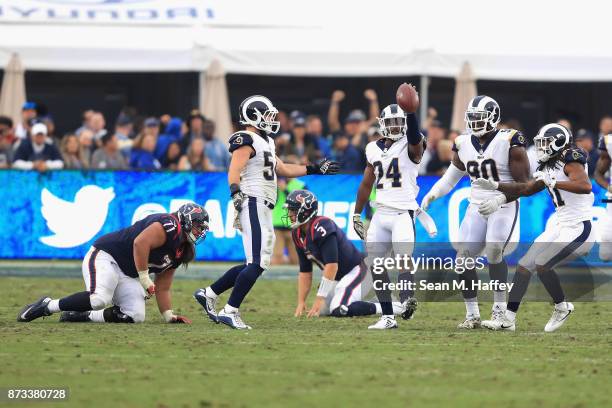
[227,264,264,308]
[489,259,508,284]
[537,268,565,304]
[508,268,532,313]
[461,268,478,299]
[345,301,377,317]
[372,269,393,315]
[398,272,415,303]
[58,291,92,312]
[210,263,246,295]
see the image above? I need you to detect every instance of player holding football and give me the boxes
[593,131,612,260]
[286,189,406,319]
[476,123,594,332]
[194,95,339,330]
[353,98,425,330]
[421,95,530,329]
[17,203,209,324]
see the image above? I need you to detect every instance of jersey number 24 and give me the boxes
[373,158,402,189]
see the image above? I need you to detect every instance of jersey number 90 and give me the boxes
[466,159,500,181]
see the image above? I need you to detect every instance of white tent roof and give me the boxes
[1,0,611,81]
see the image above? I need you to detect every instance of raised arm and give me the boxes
[364,89,380,124]
[327,90,345,134]
[406,113,424,163]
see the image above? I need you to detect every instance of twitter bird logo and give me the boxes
[40,185,116,248]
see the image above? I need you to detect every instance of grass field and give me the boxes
[1,275,611,408]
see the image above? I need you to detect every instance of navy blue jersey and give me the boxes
[94,213,185,278]
[292,216,364,280]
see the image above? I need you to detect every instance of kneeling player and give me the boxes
[286,190,405,320]
[17,203,209,325]
[474,124,594,332]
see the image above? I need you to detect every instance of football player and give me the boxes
[17,203,209,324]
[194,95,339,330]
[352,101,424,330]
[421,95,530,329]
[476,124,594,332]
[593,132,612,260]
[285,189,406,319]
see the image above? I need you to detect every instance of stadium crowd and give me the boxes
[0,91,610,176]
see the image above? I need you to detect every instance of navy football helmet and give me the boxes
[176,203,209,245]
[283,189,318,229]
[534,123,572,163]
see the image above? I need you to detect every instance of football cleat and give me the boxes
[544,302,574,333]
[59,311,91,323]
[17,296,52,322]
[217,308,251,330]
[482,315,516,332]
[491,308,505,322]
[368,315,398,330]
[193,288,219,323]
[457,316,481,329]
[400,297,418,320]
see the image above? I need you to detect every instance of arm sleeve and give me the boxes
[12,159,33,170]
[45,160,64,170]
[406,113,422,145]
[428,163,466,198]
[319,234,339,265]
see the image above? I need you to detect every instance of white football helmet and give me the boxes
[239,95,280,135]
[378,104,406,141]
[533,123,572,163]
[465,95,501,136]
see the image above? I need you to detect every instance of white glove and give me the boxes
[478,195,507,216]
[353,214,366,240]
[137,270,155,299]
[473,178,499,191]
[534,170,556,189]
[421,191,437,211]
[233,210,242,231]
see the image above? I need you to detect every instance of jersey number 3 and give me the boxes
[373,158,402,189]
[263,151,275,180]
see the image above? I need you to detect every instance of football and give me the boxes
[396,82,419,113]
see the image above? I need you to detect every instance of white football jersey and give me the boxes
[454,128,526,205]
[540,148,594,226]
[228,130,277,204]
[365,136,421,211]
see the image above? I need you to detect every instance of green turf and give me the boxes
[1,276,611,408]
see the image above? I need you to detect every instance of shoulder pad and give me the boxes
[507,130,526,147]
[310,217,337,241]
[598,134,608,151]
[158,214,181,241]
[228,131,255,153]
[563,148,587,165]
[452,134,468,152]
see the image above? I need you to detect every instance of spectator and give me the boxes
[15,102,37,140]
[328,89,379,154]
[271,177,303,265]
[90,112,107,144]
[162,142,182,170]
[114,113,134,157]
[575,129,597,176]
[12,123,63,171]
[155,117,183,160]
[41,115,58,145]
[306,114,331,158]
[180,111,205,153]
[60,133,88,169]
[75,109,95,136]
[332,133,364,173]
[448,130,461,142]
[129,133,160,170]
[557,118,572,131]
[202,120,230,171]
[178,137,208,171]
[0,116,14,168]
[78,128,95,167]
[91,132,128,169]
[279,113,319,164]
[143,116,160,139]
[598,115,612,140]
[419,120,446,175]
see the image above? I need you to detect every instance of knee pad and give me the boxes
[89,293,111,310]
[103,306,137,323]
[485,243,504,264]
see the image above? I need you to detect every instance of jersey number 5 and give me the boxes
[466,159,500,181]
[373,158,402,189]
[263,151,275,180]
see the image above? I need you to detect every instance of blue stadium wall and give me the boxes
[0,170,608,263]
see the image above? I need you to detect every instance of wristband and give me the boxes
[306,164,317,175]
[230,183,241,197]
[316,277,335,298]
[162,310,175,323]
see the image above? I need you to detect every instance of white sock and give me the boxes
[493,290,506,304]
[505,310,517,322]
[205,287,218,298]
[391,302,404,315]
[493,301,506,312]
[555,301,567,310]
[89,310,105,322]
[464,297,480,318]
[224,304,239,314]
[374,303,382,314]
[47,299,61,313]
[383,314,396,319]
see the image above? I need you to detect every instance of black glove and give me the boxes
[306,158,340,175]
[230,183,247,212]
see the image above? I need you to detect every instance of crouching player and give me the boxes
[474,124,594,332]
[17,203,209,325]
[286,189,405,320]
